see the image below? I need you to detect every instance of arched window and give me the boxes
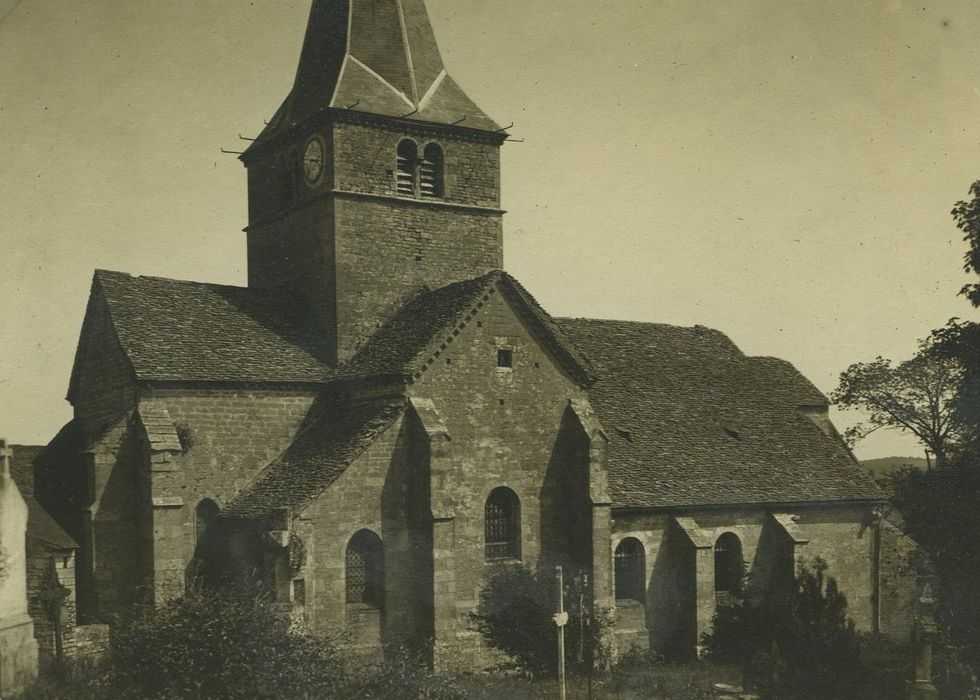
[195,499,220,545]
[714,532,744,598]
[346,529,385,609]
[485,487,520,560]
[396,139,417,196]
[614,538,646,603]
[420,143,444,198]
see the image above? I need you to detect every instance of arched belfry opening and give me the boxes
[420,143,444,198]
[396,139,418,196]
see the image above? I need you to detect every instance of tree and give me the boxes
[831,340,964,468]
[703,558,907,700]
[951,180,980,307]
[470,564,612,680]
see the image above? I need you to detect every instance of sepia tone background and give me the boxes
[1,0,978,458]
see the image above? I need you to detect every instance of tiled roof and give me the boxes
[557,319,884,509]
[90,270,333,384]
[223,399,405,519]
[341,271,594,385]
[9,445,78,551]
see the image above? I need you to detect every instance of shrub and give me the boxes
[107,588,345,699]
[703,558,909,699]
[470,564,612,680]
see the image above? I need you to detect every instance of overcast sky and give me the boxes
[1,0,978,459]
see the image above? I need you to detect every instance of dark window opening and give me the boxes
[346,529,385,609]
[615,538,646,602]
[420,143,445,198]
[485,487,520,560]
[497,348,513,368]
[714,532,744,601]
[396,140,417,196]
[195,499,220,545]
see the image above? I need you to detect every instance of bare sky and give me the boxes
[1,0,978,458]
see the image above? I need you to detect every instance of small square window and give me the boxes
[497,349,513,368]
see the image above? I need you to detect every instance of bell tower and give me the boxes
[241,0,506,366]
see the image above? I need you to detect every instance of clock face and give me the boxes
[302,138,324,184]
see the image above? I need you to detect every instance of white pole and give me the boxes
[557,565,566,700]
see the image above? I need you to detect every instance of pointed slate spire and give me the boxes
[259,0,499,141]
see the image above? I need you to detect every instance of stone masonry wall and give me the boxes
[70,293,139,437]
[298,285,591,670]
[245,117,504,365]
[611,503,878,657]
[146,387,317,603]
[408,285,589,668]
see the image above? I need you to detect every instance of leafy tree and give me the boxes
[887,466,980,693]
[703,558,907,700]
[951,180,980,307]
[831,340,964,468]
[470,564,612,680]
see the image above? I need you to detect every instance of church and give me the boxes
[32,0,905,671]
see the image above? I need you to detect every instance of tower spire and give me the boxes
[257,0,499,143]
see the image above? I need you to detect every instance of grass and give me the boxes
[434,661,740,699]
[20,656,740,699]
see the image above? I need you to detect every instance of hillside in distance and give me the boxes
[861,456,929,477]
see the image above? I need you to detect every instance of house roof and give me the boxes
[556,318,884,509]
[340,271,594,386]
[250,0,500,151]
[9,445,78,551]
[222,399,405,519]
[86,270,333,384]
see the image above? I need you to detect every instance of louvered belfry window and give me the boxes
[346,530,384,608]
[396,139,417,196]
[420,143,444,198]
[485,487,520,560]
[614,538,646,602]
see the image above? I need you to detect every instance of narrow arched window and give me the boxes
[614,538,646,603]
[714,532,744,598]
[396,139,418,196]
[420,143,444,198]
[485,487,520,560]
[346,529,385,609]
[195,499,220,545]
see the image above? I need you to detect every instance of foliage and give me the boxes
[23,588,472,699]
[702,558,909,699]
[470,564,613,680]
[831,339,964,468]
[887,463,980,688]
[951,180,980,307]
[107,588,346,698]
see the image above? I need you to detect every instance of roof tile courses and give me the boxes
[94,270,332,383]
[556,318,883,508]
[85,269,881,513]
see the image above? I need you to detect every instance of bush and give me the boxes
[702,558,909,699]
[107,588,346,698]
[470,564,612,680]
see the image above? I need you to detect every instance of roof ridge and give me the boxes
[95,268,249,292]
[558,317,723,332]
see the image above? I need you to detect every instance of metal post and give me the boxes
[556,566,566,700]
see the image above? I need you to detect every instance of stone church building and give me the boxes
[34,0,907,671]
